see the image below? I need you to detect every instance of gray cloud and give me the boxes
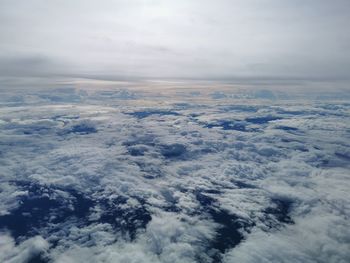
[0,55,61,77]
[0,0,350,86]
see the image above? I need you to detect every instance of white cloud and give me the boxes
[0,233,49,263]
[0,87,349,262]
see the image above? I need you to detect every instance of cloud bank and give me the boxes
[0,87,349,262]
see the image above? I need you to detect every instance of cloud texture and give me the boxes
[0,86,349,262]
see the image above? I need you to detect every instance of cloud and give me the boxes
[0,55,61,78]
[0,1,350,86]
[0,233,49,263]
[0,87,349,262]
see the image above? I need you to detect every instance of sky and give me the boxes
[0,0,350,86]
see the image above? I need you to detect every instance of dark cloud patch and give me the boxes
[160,143,187,159]
[263,198,294,226]
[27,253,50,263]
[52,114,80,124]
[275,109,307,115]
[93,90,138,100]
[335,152,350,161]
[122,134,157,147]
[205,120,247,131]
[245,116,282,124]
[195,192,251,262]
[232,180,256,189]
[275,126,299,131]
[220,105,259,113]
[127,110,180,119]
[211,91,227,100]
[0,55,60,78]
[254,90,277,100]
[59,121,97,135]
[90,196,152,240]
[3,122,54,136]
[0,181,152,247]
[0,182,93,240]
[38,94,81,103]
[208,210,248,263]
[127,145,149,156]
[69,123,97,135]
[135,161,164,179]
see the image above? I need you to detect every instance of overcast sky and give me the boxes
[1,0,350,86]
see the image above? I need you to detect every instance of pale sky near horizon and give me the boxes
[0,0,350,87]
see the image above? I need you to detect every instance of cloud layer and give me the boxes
[0,0,350,85]
[0,87,349,262]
